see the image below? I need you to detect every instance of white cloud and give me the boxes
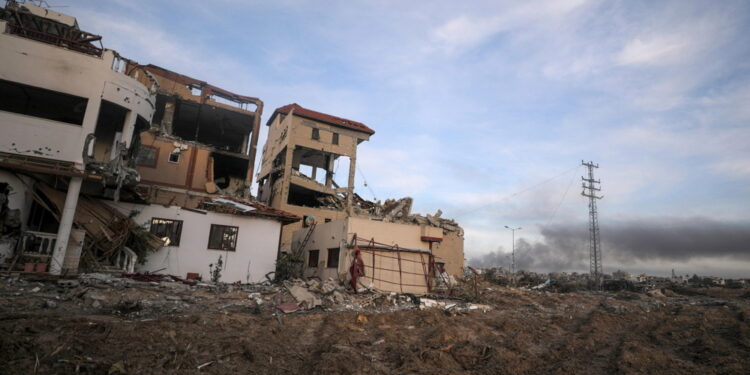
[616,35,690,66]
[432,0,590,53]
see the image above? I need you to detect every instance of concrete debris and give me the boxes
[313,195,464,234]
[419,298,492,312]
[3,270,750,374]
[211,198,256,212]
[285,284,322,310]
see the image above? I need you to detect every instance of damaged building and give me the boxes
[109,59,301,283]
[0,1,299,282]
[0,1,163,275]
[257,104,465,292]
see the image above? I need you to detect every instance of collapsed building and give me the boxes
[0,1,163,274]
[0,1,298,282]
[120,65,299,283]
[257,104,465,293]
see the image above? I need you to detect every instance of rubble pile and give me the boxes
[1,273,748,374]
[313,193,464,235]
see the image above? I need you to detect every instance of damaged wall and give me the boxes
[292,217,435,294]
[108,202,282,283]
[257,106,372,253]
[0,171,32,262]
[131,65,262,195]
[432,230,465,277]
[0,21,154,165]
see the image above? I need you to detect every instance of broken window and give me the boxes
[168,99,254,153]
[136,146,158,167]
[149,218,183,246]
[327,248,340,268]
[0,78,87,125]
[26,194,59,233]
[288,184,337,208]
[311,128,320,140]
[332,132,339,145]
[308,250,319,268]
[168,151,181,163]
[207,224,238,251]
[210,152,249,191]
[92,100,127,162]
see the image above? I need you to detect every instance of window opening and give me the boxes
[308,250,319,268]
[208,224,239,251]
[168,151,181,163]
[149,218,183,246]
[327,248,340,268]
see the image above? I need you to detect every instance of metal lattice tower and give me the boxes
[581,161,603,286]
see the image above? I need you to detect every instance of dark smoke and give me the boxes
[470,217,750,272]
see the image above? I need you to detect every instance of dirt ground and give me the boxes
[1,275,749,374]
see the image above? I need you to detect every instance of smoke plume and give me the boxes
[470,217,750,273]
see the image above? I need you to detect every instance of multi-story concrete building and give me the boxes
[0,2,298,281]
[257,104,465,290]
[0,1,159,274]
[256,103,375,253]
[118,66,300,282]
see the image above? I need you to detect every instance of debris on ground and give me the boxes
[0,274,748,374]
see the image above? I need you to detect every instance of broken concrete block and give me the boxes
[286,285,322,309]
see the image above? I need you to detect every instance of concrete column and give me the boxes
[49,177,83,275]
[325,154,334,188]
[281,145,295,205]
[119,110,137,148]
[244,100,264,188]
[347,154,356,216]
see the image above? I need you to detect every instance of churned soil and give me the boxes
[1,277,749,374]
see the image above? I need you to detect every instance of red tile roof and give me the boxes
[267,103,375,135]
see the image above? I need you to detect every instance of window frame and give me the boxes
[168,151,181,164]
[311,128,320,140]
[308,249,320,268]
[332,132,339,145]
[135,146,159,168]
[207,224,239,251]
[149,217,183,247]
[327,247,340,268]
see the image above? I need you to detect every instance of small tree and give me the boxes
[209,256,223,282]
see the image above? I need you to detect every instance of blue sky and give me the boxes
[57,0,750,276]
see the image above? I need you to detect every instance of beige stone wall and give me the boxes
[136,132,211,191]
[288,116,364,157]
[279,205,348,252]
[348,217,464,278]
[348,217,431,250]
[432,230,465,277]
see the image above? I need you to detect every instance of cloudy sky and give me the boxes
[58,0,749,277]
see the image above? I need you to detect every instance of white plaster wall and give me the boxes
[0,23,154,163]
[108,202,282,283]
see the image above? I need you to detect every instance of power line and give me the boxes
[356,165,377,201]
[452,164,582,219]
[543,170,578,228]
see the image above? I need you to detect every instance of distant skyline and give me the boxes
[55,0,750,277]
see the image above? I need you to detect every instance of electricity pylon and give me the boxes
[581,160,603,287]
